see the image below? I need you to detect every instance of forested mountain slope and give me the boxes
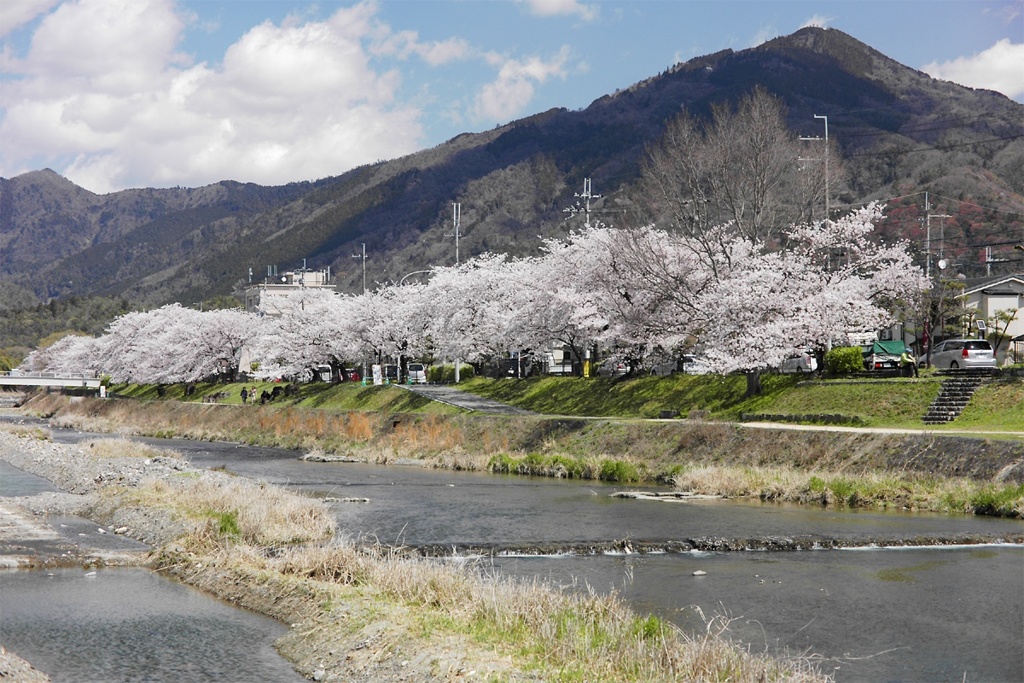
[2,26,1021,312]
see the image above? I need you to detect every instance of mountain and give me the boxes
[2,27,1022,309]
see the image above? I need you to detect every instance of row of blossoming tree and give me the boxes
[23,203,927,385]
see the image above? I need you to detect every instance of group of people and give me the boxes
[240,386,267,404]
[239,383,295,405]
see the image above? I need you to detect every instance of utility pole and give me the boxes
[563,178,602,228]
[925,195,951,280]
[448,203,462,265]
[815,115,829,225]
[799,117,829,225]
[448,203,462,382]
[352,243,366,293]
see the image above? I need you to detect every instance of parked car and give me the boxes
[678,354,713,374]
[406,362,428,384]
[780,350,817,374]
[928,339,997,370]
[597,360,630,377]
[862,340,904,371]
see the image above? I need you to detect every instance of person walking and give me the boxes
[240,387,248,404]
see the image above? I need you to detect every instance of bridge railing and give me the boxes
[0,371,103,388]
[2,371,101,380]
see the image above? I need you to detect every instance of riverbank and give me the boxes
[0,424,833,682]
[22,393,1024,517]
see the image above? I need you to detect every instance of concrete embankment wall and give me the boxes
[22,394,1024,484]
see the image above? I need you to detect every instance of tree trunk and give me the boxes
[745,370,762,397]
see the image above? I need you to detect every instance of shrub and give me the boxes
[487,453,516,473]
[428,363,476,383]
[599,459,640,483]
[825,346,864,374]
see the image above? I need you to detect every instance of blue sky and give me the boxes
[2,0,1022,193]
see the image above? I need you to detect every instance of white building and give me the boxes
[962,273,1024,362]
[243,269,336,316]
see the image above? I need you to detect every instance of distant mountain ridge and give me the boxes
[2,27,1021,308]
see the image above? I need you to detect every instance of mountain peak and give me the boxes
[8,168,95,195]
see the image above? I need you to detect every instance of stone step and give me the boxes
[921,374,990,424]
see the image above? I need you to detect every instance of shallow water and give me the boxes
[0,568,305,683]
[484,545,1024,682]
[5,421,1024,681]
[0,460,57,496]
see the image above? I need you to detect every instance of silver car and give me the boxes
[928,339,997,369]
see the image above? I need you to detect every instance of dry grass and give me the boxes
[388,415,465,453]
[248,542,830,682]
[0,423,52,441]
[107,471,335,549]
[83,437,178,460]
[671,464,1024,516]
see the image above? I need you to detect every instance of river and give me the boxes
[3,425,1023,682]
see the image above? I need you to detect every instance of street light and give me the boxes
[399,269,432,286]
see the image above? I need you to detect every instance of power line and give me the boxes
[927,194,1024,218]
[845,133,1024,157]
[830,191,1024,219]
[831,111,1020,139]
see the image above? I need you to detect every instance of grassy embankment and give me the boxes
[26,368,1024,517]
[4,426,831,682]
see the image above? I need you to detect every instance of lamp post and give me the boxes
[399,269,432,286]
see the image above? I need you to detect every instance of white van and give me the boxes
[406,362,428,384]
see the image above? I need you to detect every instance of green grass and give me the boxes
[460,373,802,420]
[108,370,1023,433]
[949,380,1024,431]
[459,374,939,425]
[749,378,941,427]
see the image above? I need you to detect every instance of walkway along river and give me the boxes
[1,415,1020,683]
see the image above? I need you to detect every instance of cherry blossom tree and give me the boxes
[694,204,927,388]
[247,288,357,380]
[29,202,924,393]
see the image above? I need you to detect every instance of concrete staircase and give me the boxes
[921,369,994,424]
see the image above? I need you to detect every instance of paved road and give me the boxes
[401,385,1024,439]
[400,384,535,415]
[732,420,1024,438]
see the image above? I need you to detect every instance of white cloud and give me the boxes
[0,0,61,37]
[517,0,598,21]
[749,26,778,48]
[923,39,1024,100]
[0,0,426,192]
[372,29,472,66]
[474,46,571,122]
[799,14,832,29]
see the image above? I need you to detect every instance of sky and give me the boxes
[2,0,1022,194]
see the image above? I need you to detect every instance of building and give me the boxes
[962,273,1024,362]
[243,269,336,316]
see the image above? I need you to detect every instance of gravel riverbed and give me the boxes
[0,424,537,683]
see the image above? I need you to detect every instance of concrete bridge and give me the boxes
[0,371,101,389]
